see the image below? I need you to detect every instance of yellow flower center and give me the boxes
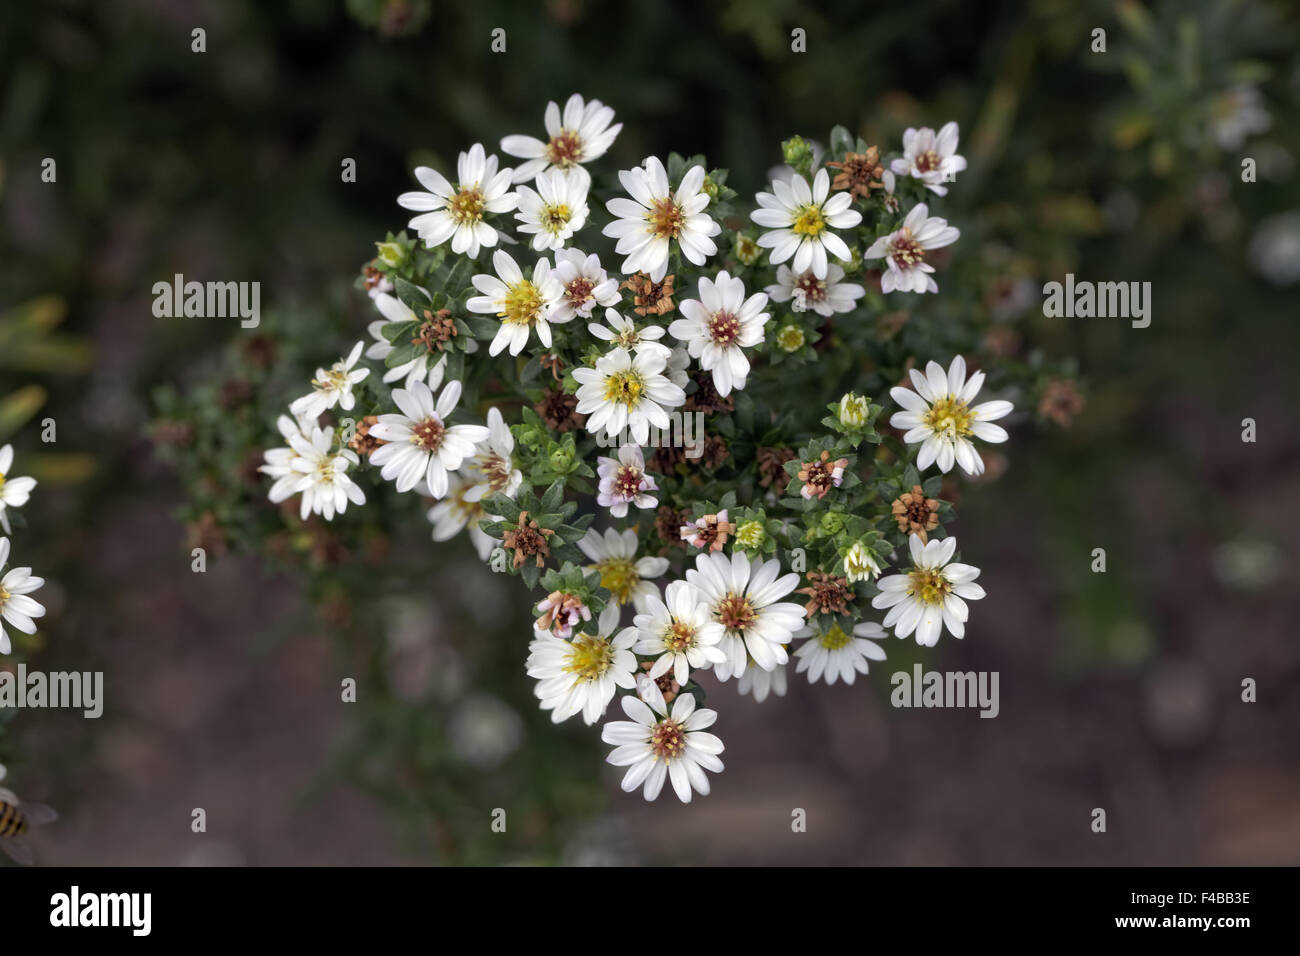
[312,368,349,392]
[499,280,543,326]
[448,186,485,225]
[662,620,696,653]
[541,203,572,233]
[791,204,826,237]
[602,369,645,407]
[597,557,639,605]
[923,394,974,439]
[907,568,952,607]
[818,622,853,650]
[647,198,685,240]
[563,634,614,682]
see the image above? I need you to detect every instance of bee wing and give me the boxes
[0,787,17,803]
[2,839,33,866]
[20,803,58,826]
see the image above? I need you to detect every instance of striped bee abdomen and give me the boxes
[0,801,27,837]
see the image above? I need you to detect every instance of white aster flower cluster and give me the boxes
[257,99,1016,804]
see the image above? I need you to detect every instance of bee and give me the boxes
[0,764,57,865]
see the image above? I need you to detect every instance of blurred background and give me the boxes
[1,0,1297,865]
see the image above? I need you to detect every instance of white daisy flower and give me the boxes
[466,250,566,357]
[500,93,622,184]
[0,445,37,535]
[397,143,518,258]
[750,168,861,280]
[427,471,498,562]
[668,270,768,396]
[274,424,366,521]
[632,579,726,685]
[765,263,865,317]
[514,167,590,251]
[588,308,670,358]
[601,681,724,803]
[862,202,959,294]
[889,355,1013,476]
[873,534,985,646]
[0,537,46,656]
[368,379,490,498]
[595,444,657,518]
[289,342,370,421]
[736,660,787,703]
[463,407,522,503]
[365,293,469,390]
[550,248,621,323]
[577,527,669,611]
[259,413,317,503]
[793,620,887,686]
[685,551,804,679]
[526,603,637,725]
[573,345,686,446]
[889,121,967,196]
[603,156,720,282]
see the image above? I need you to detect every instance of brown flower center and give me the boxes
[565,277,594,309]
[650,718,687,761]
[411,417,445,451]
[794,273,827,304]
[890,230,926,267]
[546,130,583,166]
[613,464,643,500]
[915,149,942,174]
[707,310,741,347]
[716,593,757,632]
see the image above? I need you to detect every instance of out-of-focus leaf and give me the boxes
[0,385,46,440]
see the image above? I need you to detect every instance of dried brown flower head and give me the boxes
[796,572,856,618]
[502,511,554,569]
[685,372,735,415]
[414,307,458,353]
[757,446,795,495]
[825,146,886,200]
[348,415,388,457]
[622,272,676,316]
[534,386,584,433]
[680,510,737,552]
[891,484,941,542]
[655,505,691,550]
[797,450,849,500]
[1038,379,1085,427]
